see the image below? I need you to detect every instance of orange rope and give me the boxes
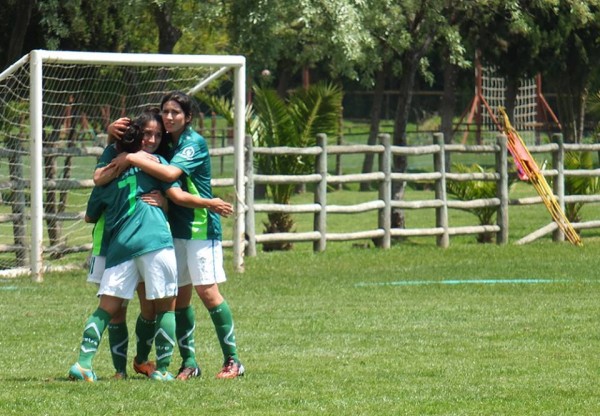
[499,108,582,246]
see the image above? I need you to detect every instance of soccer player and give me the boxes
[112,91,245,379]
[88,112,168,380]
[69,113,181,382]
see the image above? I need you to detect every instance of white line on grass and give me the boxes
[355,278,572,287]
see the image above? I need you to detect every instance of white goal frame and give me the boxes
[1,50,246,281]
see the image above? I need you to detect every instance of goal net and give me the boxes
[0,50,246,280]
[481,66,538,144]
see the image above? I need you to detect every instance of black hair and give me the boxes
[161,91,194,125]
[116,107,166,154]
[116,123,143,153]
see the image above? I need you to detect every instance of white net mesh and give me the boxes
[481,66,538,144]
[0,55,235,276]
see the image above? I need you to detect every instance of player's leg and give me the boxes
[152,296,177,380]
[173,238,200,380]
[69,295,121,382]
[84,255,129,379]
[107,304,129,379]
[136,248,178,381]
[68,259,139,381]
[132,283,157,377]
[189,239,244,379]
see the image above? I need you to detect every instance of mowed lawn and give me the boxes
[1,239,600,415]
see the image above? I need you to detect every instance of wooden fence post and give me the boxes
[378,134,391,248]
[552,133,565,242]
[496,134,509,244]
[244,135,257,256]
[314,134,327,252]
[434,133,449,248]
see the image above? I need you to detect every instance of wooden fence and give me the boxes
[2,132,600,277]
[239,133,600,257]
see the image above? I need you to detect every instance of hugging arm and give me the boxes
[165,187,233,217]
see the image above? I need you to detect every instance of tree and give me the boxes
[464,1,600,143]
[195,82,343,250]
[446,163,516,243]
[226,0,371,96]
[538,1,600,143]
[251,82,343,250]
[1,0,37,70]
[384,0,446,229]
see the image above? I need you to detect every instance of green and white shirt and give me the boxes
[86,156,178,268]
[167,126,222,241]
[89,145,117,257]
[96,143,118,169]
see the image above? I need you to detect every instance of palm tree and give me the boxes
[564,151,600,224]
[446,163,516,243]
[251,83,342,250]
[196,82,343,250]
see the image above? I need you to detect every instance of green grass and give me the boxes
[1,241,600,415]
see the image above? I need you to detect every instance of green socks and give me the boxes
[78,308,111,369]
[175,306,197,368]
[154,311,176,373]
[107,322,128,374]
[209,300,239,362]
[135,315,155,364]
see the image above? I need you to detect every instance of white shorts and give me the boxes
[87,255,106,285]
[174,239,227,287]
[98,248,178,300]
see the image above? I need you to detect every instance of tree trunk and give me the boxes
[391,53,421,229]
[441,58,458,170]
[360,62,387,191]
[152,1,182,54]
[578,87,588,143]
[505,77,518,125]
[3,0,36,69]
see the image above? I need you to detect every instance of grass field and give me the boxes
[3,121,600,414]
[2,240,600,415]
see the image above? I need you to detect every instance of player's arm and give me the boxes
[111,151,180,182]
[93,143,121,186]
[165,187,233,217]
[93,161,121,186]
[106,117,130,144]
[124,151,183,182]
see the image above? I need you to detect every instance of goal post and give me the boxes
[0,50,246,281]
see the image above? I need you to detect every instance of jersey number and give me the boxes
[118,175,137,216]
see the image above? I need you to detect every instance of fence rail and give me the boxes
[242,133,600,257]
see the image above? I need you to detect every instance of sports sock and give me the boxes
[77,308,111,369]
[108,322,128,374]
[175,306,197,368]
[135,315,155,364]
[209,300,239,362]
[154,311,176,373]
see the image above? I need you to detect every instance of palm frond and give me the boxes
[289,82,343,147]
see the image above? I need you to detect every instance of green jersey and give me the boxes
[89,145,117,257]
[86,157,178,268]
[167,126,222,241]
[91,213,107,256]
[96,144,118,169]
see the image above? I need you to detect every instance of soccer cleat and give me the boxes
[68,363,97,382]
[150,371,175,381]
[133,359,156,378]
[176,366,201,381]
[216,357,245,379]
[113,372,127,380]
